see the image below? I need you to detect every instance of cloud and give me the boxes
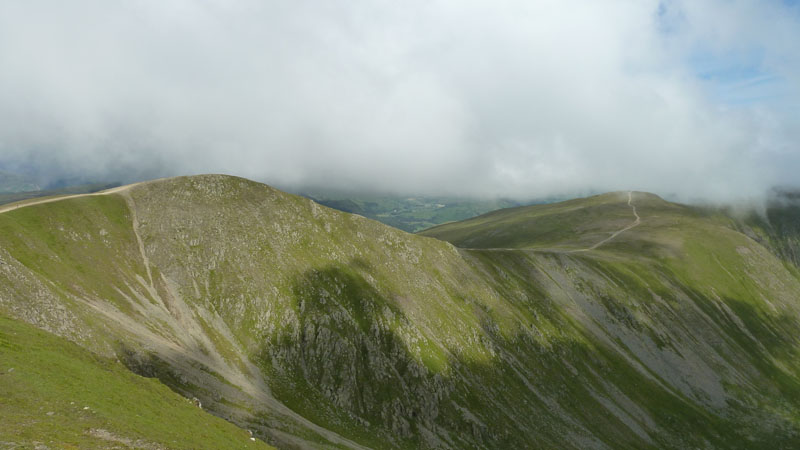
[0,0,798,201]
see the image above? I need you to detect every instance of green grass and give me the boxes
[0,194,148,316]
[420,191,643,249]
[0,315,273,449]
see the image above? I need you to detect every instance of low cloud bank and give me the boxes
[1,1,798,203]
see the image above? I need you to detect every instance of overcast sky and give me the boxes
[1,0,798,201]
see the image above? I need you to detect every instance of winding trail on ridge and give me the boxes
[0,183,143,214]
[570,191,640,253]
[462,191,641,254]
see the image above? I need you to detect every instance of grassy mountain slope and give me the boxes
[423,191,800,443]
[728,190,800,269]
[1,177,800,448]
[0,314,273,449]
[419,191,659,250]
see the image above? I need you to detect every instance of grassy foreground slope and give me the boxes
[1,177,800,448]
[0,315,272,449]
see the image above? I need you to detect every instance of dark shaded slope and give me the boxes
[732,190,800,269]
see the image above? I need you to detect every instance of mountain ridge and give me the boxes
[2,174,800,448]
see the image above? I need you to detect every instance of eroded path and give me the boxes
[571,191,640,252]
[0,183,142,214]
[463,191,642,254]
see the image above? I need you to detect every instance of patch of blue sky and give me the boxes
[655,1,796,108]
[689,49,791,106]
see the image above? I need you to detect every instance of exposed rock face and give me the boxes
[2,175,800,449]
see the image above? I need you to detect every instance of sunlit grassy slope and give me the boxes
[0,315,273,449]
[420,191,665,250]
[2,177,800,448]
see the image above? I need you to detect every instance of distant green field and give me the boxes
[304,193,526,232]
